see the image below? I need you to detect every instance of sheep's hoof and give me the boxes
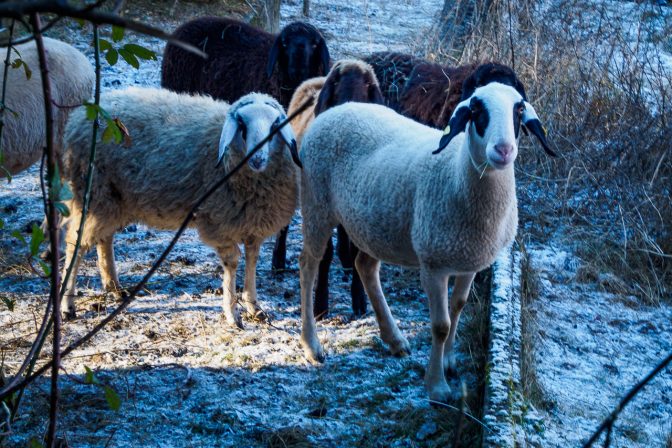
[224,313,244,330]
[107,288,128,302]
[427,382,453,405]
[390,337,412,357]
[247,308,269,322]
[444,356,458,378]
[62,309,77,321]
[301,340,325,364]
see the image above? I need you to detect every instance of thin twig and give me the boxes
[582,351,672,447]
[29,12,62,448]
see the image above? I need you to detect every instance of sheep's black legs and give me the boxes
[314,237,333,320]
[336,225,368,317]
[271,225,289,273]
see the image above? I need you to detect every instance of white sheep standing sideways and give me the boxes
[61,88,298,326]
[298,81,551,402]
[1,37,94,176]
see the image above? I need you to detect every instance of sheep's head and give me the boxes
[433,82,555,170]
[266,22,330,87]
[218,94,297,172]
[314,60,384,115]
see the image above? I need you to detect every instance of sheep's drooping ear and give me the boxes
[318,38,330,75]
[522,102,557,157]
[274,115,302,168]
[217,114,239,165]
[433,104,471,154]
[266,36,282,78]
[314,72,338,116]
[369,83,385,105]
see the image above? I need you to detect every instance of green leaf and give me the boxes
[74,18,86,28]
[1,297,15,312]
[84,366,98,385]
[10,230,25,244]
[105,48,119,66]
[98,38,112,52]
[59,182,73,202]
[28,438,44,448]
[54,202,70,217]
[85,103,98,121]
[111,26,125,43]
[0,218,4,230]
[123,44,156,60]
[102,120,123,144]
[29,224,45,257]
[104,386,121,411]
[118,48,139,69]
[38,260,51,277]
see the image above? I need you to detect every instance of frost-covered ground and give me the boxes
[1,1,491,447]
[526,244,672,447]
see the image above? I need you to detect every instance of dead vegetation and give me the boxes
[430,0,672,305]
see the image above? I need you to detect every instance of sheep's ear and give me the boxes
[369,83,385,105]
[318,38,330,75]
[433,104,471,154]
[217,114,239,165]
[314,72,338,116]
[267,36,281,78]
[522,102,557,157]
[274,115,302,168]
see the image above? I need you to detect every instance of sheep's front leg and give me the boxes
[96,235,124,299]
[444,273,475,375]
[355,251,410,356]
[420,267,451,402]
[242,239,266,321]
[217,244,243,329]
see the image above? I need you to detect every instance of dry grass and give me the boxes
[429,0,672,305]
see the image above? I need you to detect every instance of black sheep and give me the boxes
[162,17,330,109]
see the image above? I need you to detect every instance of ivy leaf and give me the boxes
[111,25,125,43]
[85,103,98,121]
[11,58,32,80]
[29,223,45,257]
[54,201,70,217]
[118,48,139,69]
[104,386,121,411]
[105,48,119,66]
[123,43,156,60]
[38,260,51,277]
[1,297,15,312]
[84,366,98,385]
[98,38,112,52]
[11,229,26,244]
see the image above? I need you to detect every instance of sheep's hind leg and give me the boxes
[242,238,266,321]
[217,244,243,329]
[420,267,452,403]
[96,235,125,300]
[271,225,289,273]
[61,206,93,320]
[443,273,475,376]
[355,251,410,356]
[314,237,333,321]
[299,224,333,364]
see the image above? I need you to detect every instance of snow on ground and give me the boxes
[527,244,672,447]
[0,1,491,447]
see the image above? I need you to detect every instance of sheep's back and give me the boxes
[363,52,423,111]
[162,17,280,103]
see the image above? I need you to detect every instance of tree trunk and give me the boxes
[256,0,281,34]
[303,0,310,17]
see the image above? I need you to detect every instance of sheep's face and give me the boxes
[433,82,554,167]
[314,62,385,116]
[267,22,330,86]
[218,95,296,172]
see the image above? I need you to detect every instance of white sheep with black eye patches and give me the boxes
[295,79,555,404]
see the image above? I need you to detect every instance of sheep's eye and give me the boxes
[238,119,247,140]
[517,105,525,115]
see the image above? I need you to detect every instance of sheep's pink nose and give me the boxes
[494,143,514,159]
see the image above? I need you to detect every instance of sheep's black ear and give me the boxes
[522,102,557,157]
[318,39,330,75]
[274,115,302,168]
[369,83,385,105]
[314,72,338,116]
[433,105,471,154]
[267,36,282,78]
